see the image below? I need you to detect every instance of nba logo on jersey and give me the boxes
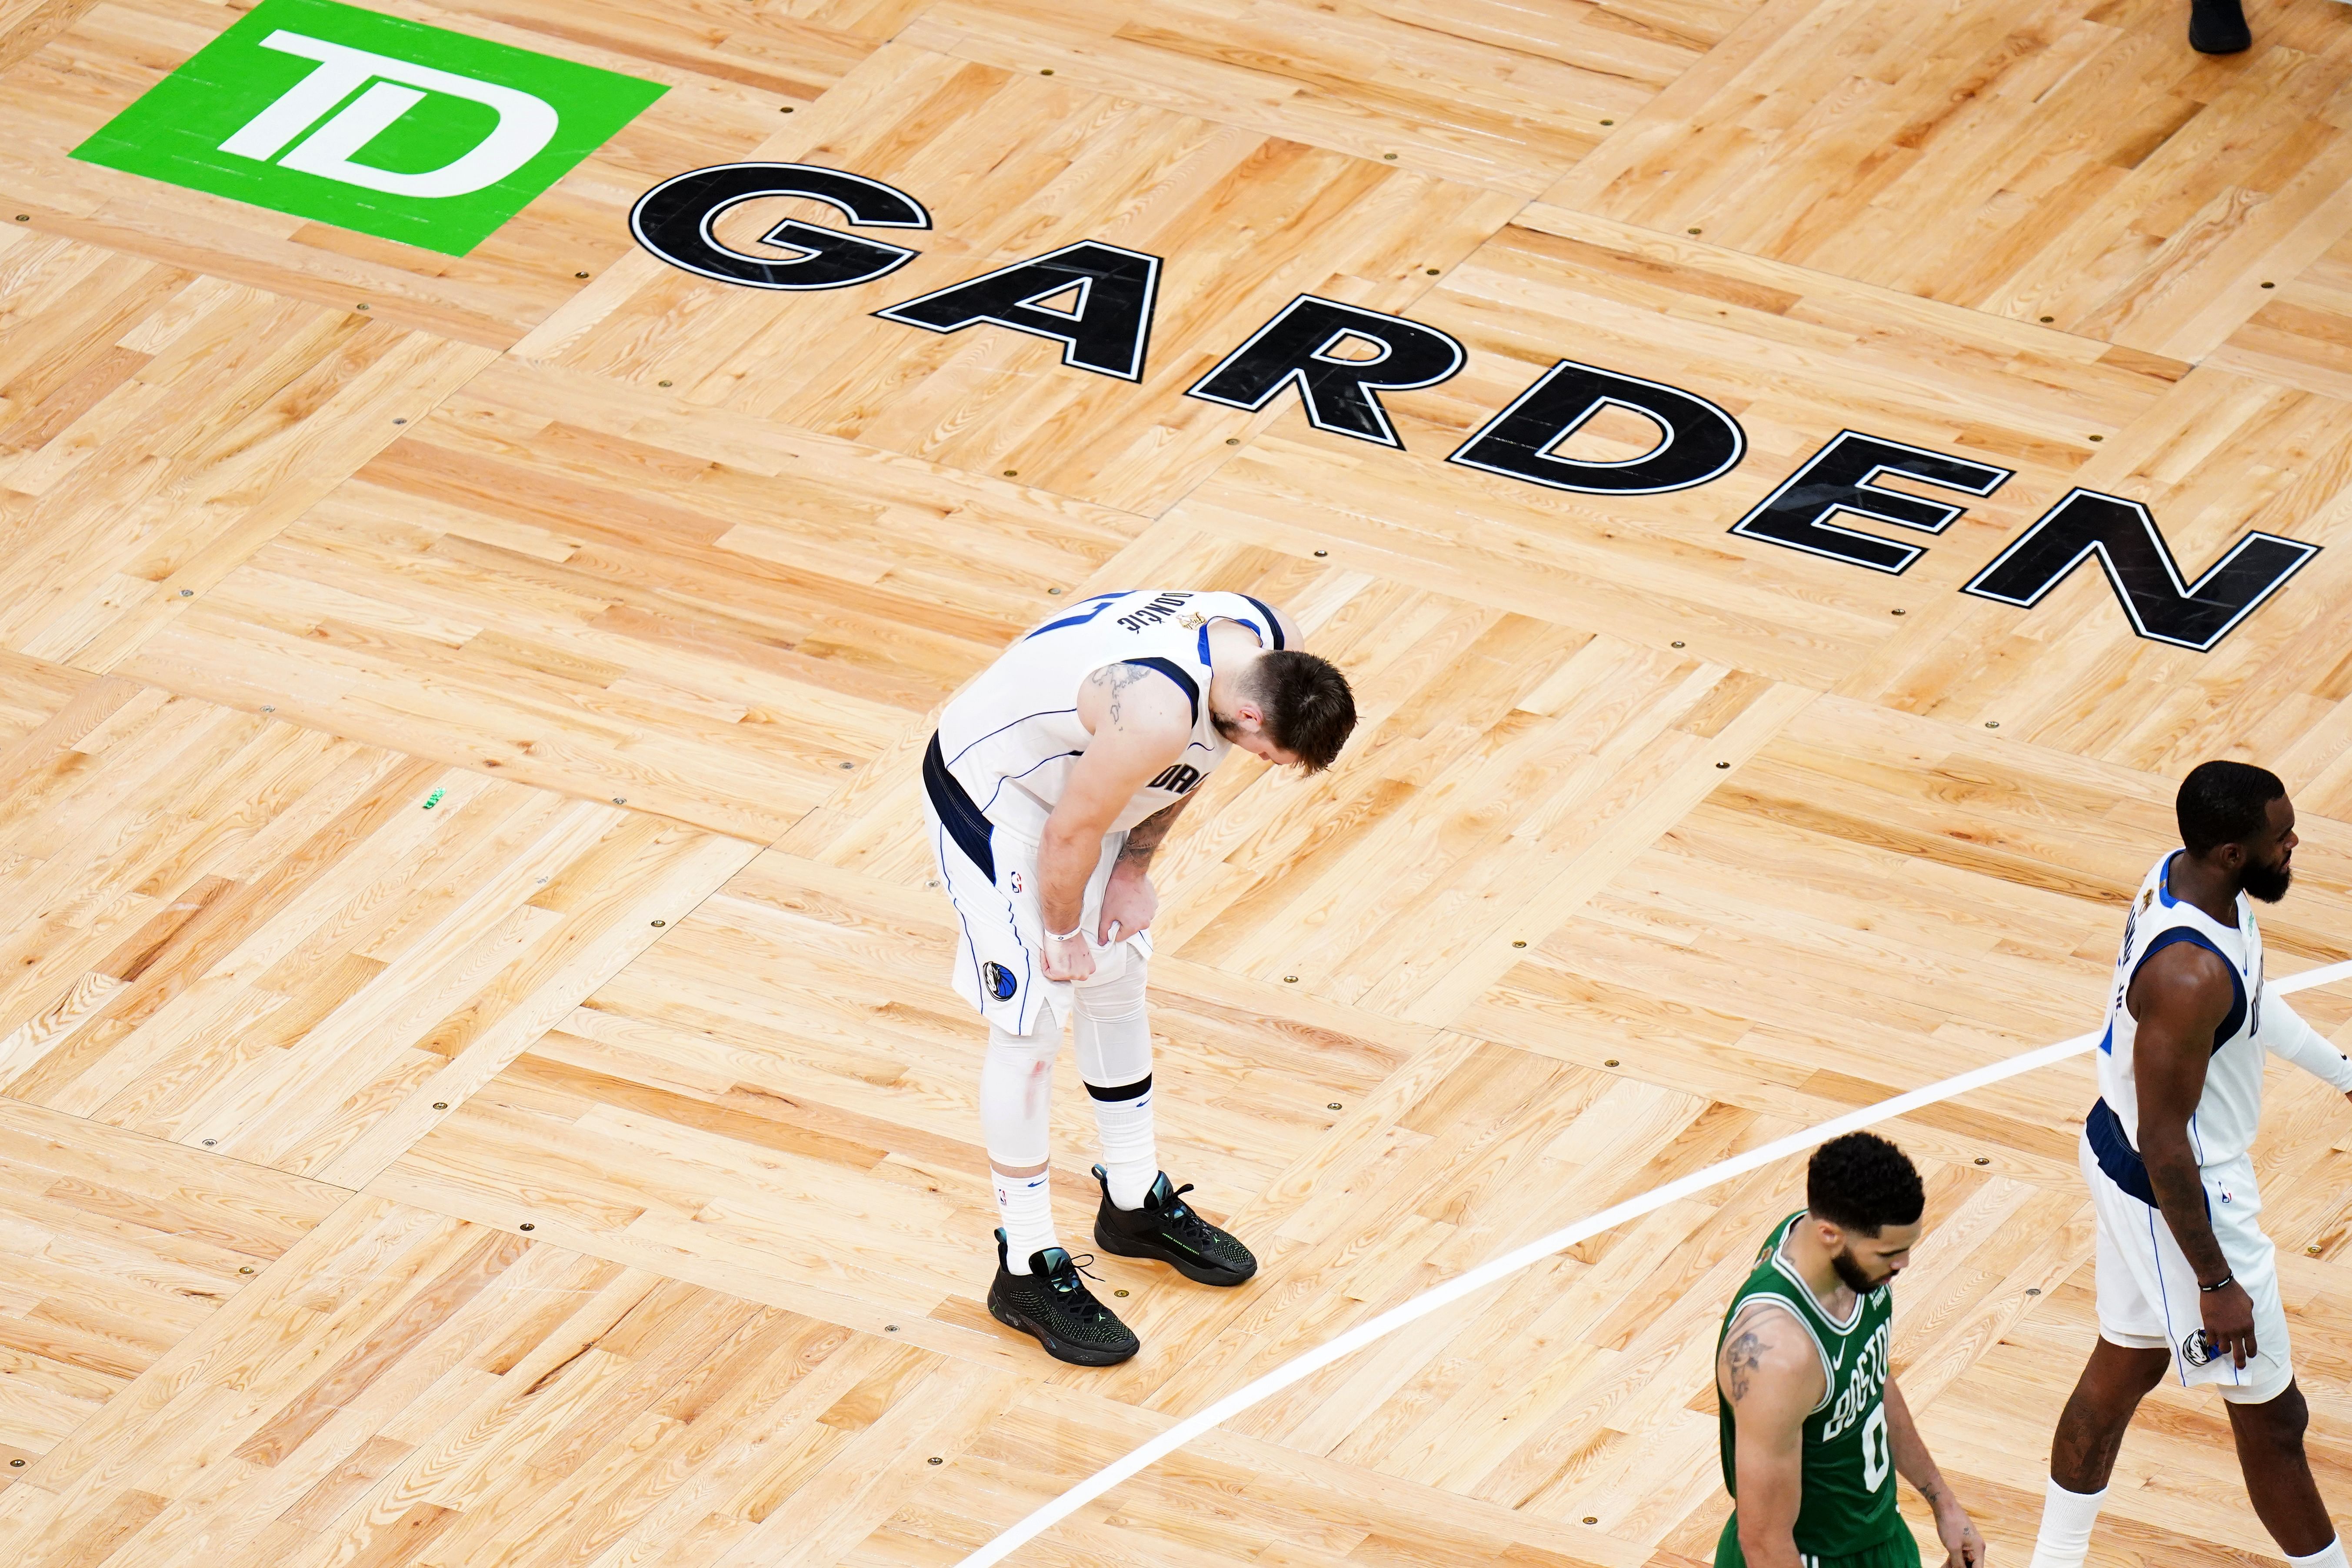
[982,962,1018,1001]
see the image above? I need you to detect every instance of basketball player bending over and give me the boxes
[1716,1132,1985,1568]
[923,590,1356,1365]
[2029,762,2352,1568]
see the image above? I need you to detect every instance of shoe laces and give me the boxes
[1158,1183,1220,1244]
[1047,1253,1116,1319]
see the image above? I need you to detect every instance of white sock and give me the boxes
[993,1169,1057,1275]
[1088,1075,1156,1209]
[2027,1479,2107,1568]
[1074,959,1156,1209]
[2289,1539,2350,1568]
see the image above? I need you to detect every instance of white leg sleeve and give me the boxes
[982,1014,1062,1272]
[2027,1479,2105,1568]
[982,1013,1060,1166]
[1074,960,1156,1210]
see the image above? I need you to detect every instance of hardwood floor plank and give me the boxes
[5,3,2352,1564]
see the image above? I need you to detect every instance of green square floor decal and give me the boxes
[71,0,667,256]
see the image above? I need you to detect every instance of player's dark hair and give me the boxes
[1254,650,1356,772]
[1807,1132,1924,1237]
[2177,760,2285,856]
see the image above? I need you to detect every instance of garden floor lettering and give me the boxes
[632,162,2320,653]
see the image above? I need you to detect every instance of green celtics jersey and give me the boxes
[1716,1212,1907,1563]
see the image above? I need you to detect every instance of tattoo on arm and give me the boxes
[1095,663,1158,728]
[1116,796,1189,870]
[1724,1329,1766,1404]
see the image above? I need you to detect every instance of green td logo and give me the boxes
[72,0,666,256]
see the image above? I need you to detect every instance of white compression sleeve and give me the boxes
[983,1015,1062,1272]
[2026,1479,2105,1568]
[2261,985,2352,1091]
[1073,960,1156,1210]
[983,1015,1061,1166]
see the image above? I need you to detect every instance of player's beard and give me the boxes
[2242,856,2293,904]
[1831,1245,1893,1295]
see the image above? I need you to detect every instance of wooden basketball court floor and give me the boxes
[6,0,2352,1563]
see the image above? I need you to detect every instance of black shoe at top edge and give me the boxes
[2190,0,2252,54]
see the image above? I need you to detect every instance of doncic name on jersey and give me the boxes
[1112,593,1196,632]
[628,163,2322,655]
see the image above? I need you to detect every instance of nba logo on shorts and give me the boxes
[982,961,1017,1001]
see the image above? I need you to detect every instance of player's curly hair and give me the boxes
[1807,1132,1923,1236]
[1253,650,1356,772]
[2177,759,2285,856]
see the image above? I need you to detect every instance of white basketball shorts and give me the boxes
[922,736,1149,1035]
[2081,1117,2290,1404]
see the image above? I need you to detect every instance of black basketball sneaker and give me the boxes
[986,1229,1139,1366]
[2189,0,2250,53]
[1092,1167,1258,1287]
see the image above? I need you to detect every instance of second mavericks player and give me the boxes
[2026,762,2352,1568]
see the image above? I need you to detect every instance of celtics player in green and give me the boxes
[1716,1132,1986,1568]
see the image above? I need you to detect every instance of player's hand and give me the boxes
[1932,1496,1984,1568]
[1933,1497,1984,1567]
[1041,931,1095,983]
[2201,1277,2257,1368]
[1098,864,1156,946]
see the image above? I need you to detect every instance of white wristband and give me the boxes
[1045,925,1082,942]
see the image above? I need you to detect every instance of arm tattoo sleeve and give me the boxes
[1724,1328,1767,1404]
[1116,797,1188,869]
[1096,663,1156,727]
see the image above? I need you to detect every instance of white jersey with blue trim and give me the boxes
[935,589,1285,842]
[2095,850,2265,1167]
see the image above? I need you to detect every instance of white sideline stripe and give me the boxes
[954,957,2352,1568]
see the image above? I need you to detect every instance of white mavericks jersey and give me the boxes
[2091,850,2266,1180]
[932,589,1286,842]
